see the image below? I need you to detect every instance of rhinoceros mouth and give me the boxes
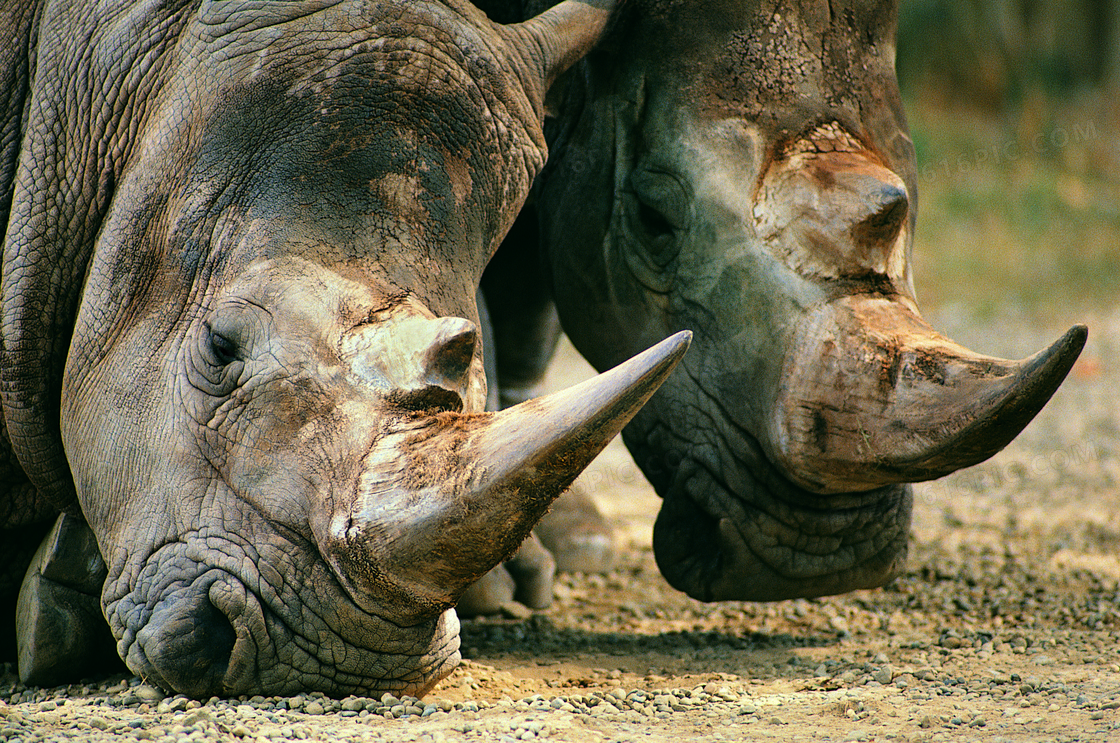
[631,405,912,604]
[103,527,461,698]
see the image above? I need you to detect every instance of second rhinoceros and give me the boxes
[0,0,692,699]
[480,0,1086,600]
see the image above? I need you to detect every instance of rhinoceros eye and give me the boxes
[635,200,676,255]
[622,168,689,291]
[628,170,688,257]
[205,324,240,366]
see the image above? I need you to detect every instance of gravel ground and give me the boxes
[3,304,1118,743]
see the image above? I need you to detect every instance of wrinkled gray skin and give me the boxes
[0,0,634,698]
[480,0,1084,603]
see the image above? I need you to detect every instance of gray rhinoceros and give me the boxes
[479,0,1086,600]
[0,0,694,699]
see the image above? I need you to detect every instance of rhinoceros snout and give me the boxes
[128,572,241,698]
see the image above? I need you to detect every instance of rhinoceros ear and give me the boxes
[498,0,616,104]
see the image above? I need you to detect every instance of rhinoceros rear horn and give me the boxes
[769,294,1087,494]
[323,330,690,625]
[500,0,616,95]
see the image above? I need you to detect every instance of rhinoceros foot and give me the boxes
[16,514,122,685]
[456,532,556,616]
[534,484,618,574]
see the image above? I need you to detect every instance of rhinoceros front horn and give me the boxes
[769,294,1087,494]
[322,330,690,625]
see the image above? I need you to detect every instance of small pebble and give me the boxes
[872,665,894,684]
[499,601,534,620]
[134,686,163,704]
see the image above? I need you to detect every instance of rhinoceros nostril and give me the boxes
[135,581,237,698]
[387,319,478,413]
[389,384,466,413]
[422,321,478,393]
[851,182,908,251]
[345,314,479,411]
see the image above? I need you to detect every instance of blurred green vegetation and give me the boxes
[897,0,1120,321]
[897,0,1120,109]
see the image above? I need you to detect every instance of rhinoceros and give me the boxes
[478,0,1087,600]
[0,0,695,699]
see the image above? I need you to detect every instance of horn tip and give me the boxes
[1029,323,1088,384]
[641,330,692,379]
[664,329,693,356]
[1062,323,1089,354]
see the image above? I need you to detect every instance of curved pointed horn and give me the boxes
[323,330,690,624]
[769,294,1086,494]
[500,0,617,96]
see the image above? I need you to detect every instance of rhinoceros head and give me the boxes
[532,0,1085,601]
[2,0,674,698]
[71,254,684,697]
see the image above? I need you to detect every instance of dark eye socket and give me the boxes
[625,169,688,268]
[636,198,676,242]
[206,325,240,366]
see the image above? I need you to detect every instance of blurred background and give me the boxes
[896,0,1120,325]
[889,0,1120,569]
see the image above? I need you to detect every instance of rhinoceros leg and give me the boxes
[503,533,556,609]
[533,484,618,573]
[16,513,121,685]
[0,412,62,658]
[457,562,518,616]
[0,522,51,657]
[457,264,629,616]
[480,204,563,409]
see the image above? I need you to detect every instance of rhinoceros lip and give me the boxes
[653,455,911,601]
[104,530,462,697]
[633,403,911,602]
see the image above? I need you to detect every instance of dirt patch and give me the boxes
[4,312,1119,743]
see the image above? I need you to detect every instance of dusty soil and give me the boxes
[2,305,1117,743]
